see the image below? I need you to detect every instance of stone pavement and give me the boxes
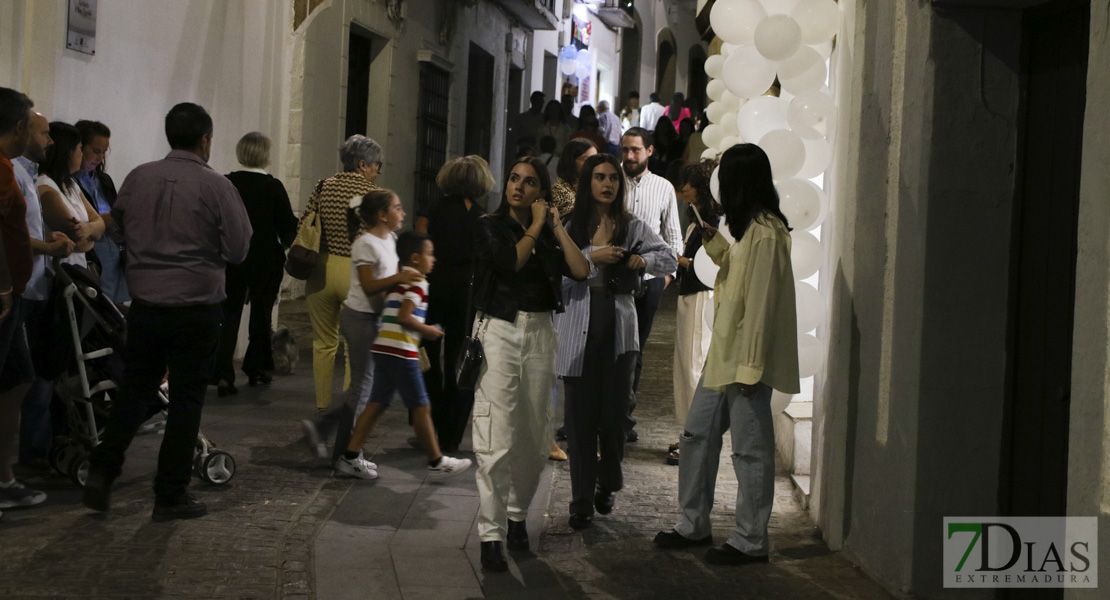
[0,292,894,599]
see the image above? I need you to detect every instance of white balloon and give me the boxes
[718,135,741,151]
[710,165,721,201]
[702,124,725,152]
[795,281,825,333]
[560,59,576,76]
[576,61,590,80]
[701,147,719,160]
[711,0,768,46]
[779,46,827,95]
[720,90,744,112]
[737,95,789,144]
[760,0,800,15]
[706,101,727,124]
[759,129,806,180]
[722,45,778,99]
[787,89,836,138]
[792,0,841,45]
[790,229,822,279]
[705,54,725,79]
[796,136,831,179]
[721,43,737,58]
[719,111,739,136]
[707,79,727,102]
[576,48,591,65]
[693,246,720,288]
[777,178,826,231]
[755,15,803,62]
[771,389,793,415]
[718,216,736,244]
[797,333,824,378]
[811,39,833,60]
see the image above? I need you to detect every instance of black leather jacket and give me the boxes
[470,213,584,323]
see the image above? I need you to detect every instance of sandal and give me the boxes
[668,442,680,454]
[666,448,680,466]
[549,441,567,461]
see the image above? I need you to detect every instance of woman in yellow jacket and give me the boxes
[653,144,800,565]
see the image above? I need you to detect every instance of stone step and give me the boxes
[774,401,813,477]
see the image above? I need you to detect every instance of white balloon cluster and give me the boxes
[704,0,840,414]
[559,45,592,81]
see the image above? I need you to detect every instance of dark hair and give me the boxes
[495,157,553,218]
[622,126,653,150]
[667,92,685,121]
[75,120,111,171]
[568,154,630,249]
[355,188,397,227]
[678,118,695,141]
[556,138,597,185]
[718,144,791,240]
[164,102,213,150]
[653,116,679,151]
[396,231,431,267]
[628,91,640,99]
[577,105,599,133]
[539,135,557,154]
[649,92,661,103]
[0,87,33,137]
[678,160,722,223]
[530,91,545,102]
[543,100,564,124]
[41,121,82,190]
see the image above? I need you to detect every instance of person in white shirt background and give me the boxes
[596,100,622,156]
[638,93,666,132]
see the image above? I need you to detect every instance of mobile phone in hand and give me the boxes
[691,204,705,228]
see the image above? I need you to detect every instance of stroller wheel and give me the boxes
[49,444,67,475]
[69,451,90,487]
[55,444,82,477]
[200,451,236,485]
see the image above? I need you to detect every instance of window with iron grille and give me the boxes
[415,62,450,216]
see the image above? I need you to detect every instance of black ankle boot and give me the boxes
[481,541,508,572]
[506,519,529,552]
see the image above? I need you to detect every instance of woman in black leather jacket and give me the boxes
[469,157,589,572]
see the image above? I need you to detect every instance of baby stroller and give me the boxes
[44,261,236,487]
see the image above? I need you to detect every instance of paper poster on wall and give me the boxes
[66,0,97,55]
[571,15,591,48]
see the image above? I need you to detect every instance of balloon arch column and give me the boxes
[704,0,839,413]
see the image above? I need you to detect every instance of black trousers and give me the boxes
[89,303,222,503]
[213,265,283,384]
[423,279,474,451]
[626,276,666,433]
[563,289,637,516]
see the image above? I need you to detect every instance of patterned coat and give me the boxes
[299,171,378,257]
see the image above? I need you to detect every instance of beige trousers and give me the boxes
[672,290,714,426]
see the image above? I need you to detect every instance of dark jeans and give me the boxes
[89,303,222,503]
[19,298,53,463]
[213,265,282,384]
[563,289,637,516]
[424,281,473,451]
[626,276,666,433]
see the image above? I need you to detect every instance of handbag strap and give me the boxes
[464,268,489,336]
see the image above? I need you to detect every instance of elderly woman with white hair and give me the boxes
[302,135,384,415]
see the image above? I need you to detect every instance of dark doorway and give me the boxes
[1001,3,1088,598]
[543,51,558,102]
[465,43,495,161]
[687,46,708,115]
[620,18,641,102]
[345,24,384,140]
[507,66,524,124]
[656,37,676,99]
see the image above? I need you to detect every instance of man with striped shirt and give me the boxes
[621,127,682,442]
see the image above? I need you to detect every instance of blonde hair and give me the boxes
[236,131,271,169]
[436,155,495,200]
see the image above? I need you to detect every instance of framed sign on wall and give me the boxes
[66,0,97,55]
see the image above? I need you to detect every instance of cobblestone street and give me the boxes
[0,292,894,599]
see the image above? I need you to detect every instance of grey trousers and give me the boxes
[314,306,379,462]
[674,378,775,555]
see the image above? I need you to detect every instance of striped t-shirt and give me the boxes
[371,267,428,360]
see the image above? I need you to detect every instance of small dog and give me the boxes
[271,326,299,375]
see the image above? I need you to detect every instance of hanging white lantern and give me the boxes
[792,0,841,45]
[711,0,768,46]
[722,45,777,99]
[787,89,836,139]
[779,46,827,95]
[738,95,789,145]
[790,230,822,279]
[795,281,825,334]
[754,15,803,62]
[705,54,725,79]
[759,129,806,180]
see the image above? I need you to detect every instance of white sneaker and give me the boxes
[428,456,473,479]
[300,419,327,459]
[0,479,47,508]
[334,455,378,480]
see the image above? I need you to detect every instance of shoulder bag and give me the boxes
[285,179,326,280]
[455,270,489,391]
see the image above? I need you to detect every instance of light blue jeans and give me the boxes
[674,377,775,555]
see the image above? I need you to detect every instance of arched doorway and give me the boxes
[687,45,708,115]
[656,28,677,100]
[619,9,642,108]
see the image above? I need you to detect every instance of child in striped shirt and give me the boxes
[340,231,473,479]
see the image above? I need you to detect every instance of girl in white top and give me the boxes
[37,122,104,269]
[327,189,422,479]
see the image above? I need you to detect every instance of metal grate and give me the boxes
[415,62,450,216]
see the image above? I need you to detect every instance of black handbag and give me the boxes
[605,243,646,297]
[455,272,487,391]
